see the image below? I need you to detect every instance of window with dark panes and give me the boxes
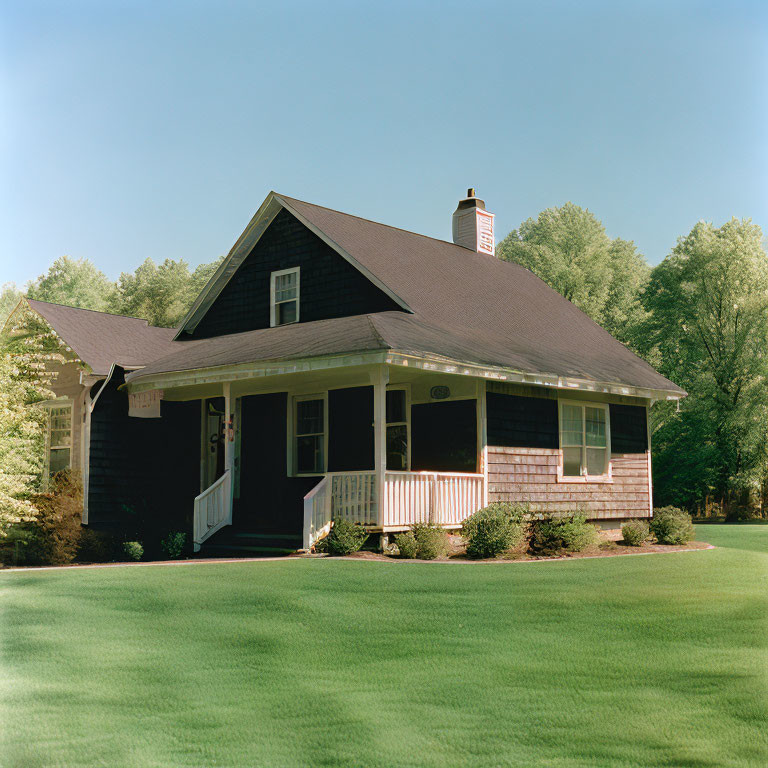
[386,388,408,470]
[295,397,324,474]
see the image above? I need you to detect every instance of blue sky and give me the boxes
[1,0,766,286]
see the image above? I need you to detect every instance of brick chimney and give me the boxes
[452,188,495,256]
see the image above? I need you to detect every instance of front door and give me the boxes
[203,397,226,489]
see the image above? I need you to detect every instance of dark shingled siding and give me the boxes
[609,403,648,454]
[487,391,559,449]
[411,400,478,473]
[328,386,374,471]
[237,392,316,535]
[87,370,199,532]
[188,208,401,340]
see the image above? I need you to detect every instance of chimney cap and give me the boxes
[455,188,486,211]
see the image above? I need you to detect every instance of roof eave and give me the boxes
[123,346,685,401]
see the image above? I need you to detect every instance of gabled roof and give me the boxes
[15,299,178,375]
[155,192,684,397]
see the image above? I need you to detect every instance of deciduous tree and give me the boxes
[497,203,649,346]
[26,256,115,311]
[638,218,768,514]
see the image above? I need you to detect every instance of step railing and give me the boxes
[302,475,331,550]
[193,470,232,552]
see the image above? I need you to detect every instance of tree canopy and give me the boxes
[26,256,115,312]
[637,218,768,513]
[496,203,649,346]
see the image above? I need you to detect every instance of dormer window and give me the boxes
[270,267,300,327]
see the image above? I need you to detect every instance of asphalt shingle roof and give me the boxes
[25,299,178,375]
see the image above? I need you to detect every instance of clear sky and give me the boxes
[1,0,766,286]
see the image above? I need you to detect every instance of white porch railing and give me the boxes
[331,471,377,525]
[383,471,484,528]
[303,470,484,549]
[193,470,232,552]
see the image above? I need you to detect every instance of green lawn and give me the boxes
[1,525,767,768]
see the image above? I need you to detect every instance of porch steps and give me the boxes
[200,530,303,556]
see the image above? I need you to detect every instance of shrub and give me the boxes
[529,512,597,556]
[25,473,84,565]
[122,541,144,561]
[160,531,187,559]
[621,519,650,547]
[414,523,450,559]
[394,530,418,559]
[651,507,695,545]
[77,528,116,563]
[321,517,368,555]
[461,503,527,559]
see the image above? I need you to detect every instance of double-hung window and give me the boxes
[559,401,610,478]
[294,395,325,475]
[47,403,72,476]
[270,267,300,327]
[386,387,409,470]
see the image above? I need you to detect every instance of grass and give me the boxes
[1,524,767,768]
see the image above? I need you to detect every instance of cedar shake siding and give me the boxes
[486,385,651,520]
[87,369,199,531]
[188,209,401,340]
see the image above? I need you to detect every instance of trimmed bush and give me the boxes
[321,517,368,555]
[161,531,187,559]
[394,530,418,559]
[461,503,527,559]
[529,512,597,556]
[122,541,144,561]
[414,523,450,559]
[77,528,116,563]
[621,519,650,546]
[651,507,695,545]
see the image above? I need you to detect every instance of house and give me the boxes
[7,190,685,554]
[2,300,178,506]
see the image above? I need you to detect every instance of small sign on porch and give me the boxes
[128,389,164,418]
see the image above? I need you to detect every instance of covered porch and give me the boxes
[126,356,488,553]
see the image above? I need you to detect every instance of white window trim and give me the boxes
[270,267,300,328]
[41,398,74,487]
[386,384,411,471]
[291,392,328,477]
[557,399,612,484]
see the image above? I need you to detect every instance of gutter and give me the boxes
[120,348,685,402]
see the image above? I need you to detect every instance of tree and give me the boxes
[638,218,768,514]
[111,256,224,328]
[0,283,23,326]
[497,203,649,346]
[26,256,115,311]
[0,304,67,535]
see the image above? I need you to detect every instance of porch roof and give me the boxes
[125,308,684,398]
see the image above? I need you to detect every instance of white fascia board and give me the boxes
[123,346,683,402]
[123,351,390,393]
[383,352,685,402]
[174,194,284,339]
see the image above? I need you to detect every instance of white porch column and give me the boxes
[372,365,389,527]
[477,380,489,507]
[223,382,234,475]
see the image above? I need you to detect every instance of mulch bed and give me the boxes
[334,530,713,563]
